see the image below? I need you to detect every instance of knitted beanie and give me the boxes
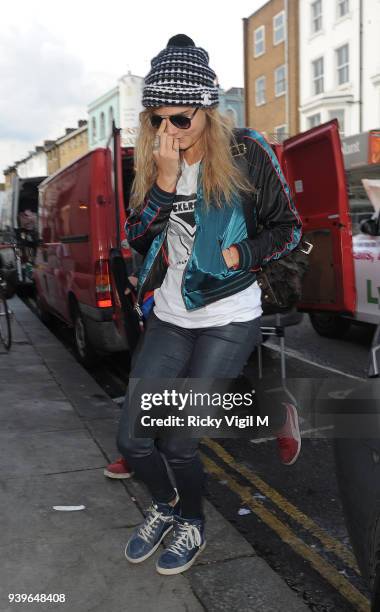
[142,34,219,108]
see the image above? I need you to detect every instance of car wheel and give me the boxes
[309,312,351,338]
[73,305,99,367]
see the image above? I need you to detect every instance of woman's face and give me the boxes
[151,106,207,151]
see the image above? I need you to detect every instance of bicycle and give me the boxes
[0,271,12,350]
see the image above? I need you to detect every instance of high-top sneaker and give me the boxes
[156,515,206,575]
[125,494,179,563]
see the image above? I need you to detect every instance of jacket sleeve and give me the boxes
[125,183,175,256]
[232,131,302,271]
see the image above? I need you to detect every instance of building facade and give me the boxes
[13,147,48,180]
[243,0,299,141]
[299,0,380,136]
[3,120,88,183]
[88,72,144,149]
[218,87,245,127]
[45,121,88,175]
[361,0,380,131]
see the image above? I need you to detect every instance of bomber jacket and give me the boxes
[125,127,302,316]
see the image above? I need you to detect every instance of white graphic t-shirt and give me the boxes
[153,158,262,327]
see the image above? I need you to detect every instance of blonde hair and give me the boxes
[129,107,254,210]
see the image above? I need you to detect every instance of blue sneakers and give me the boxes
[156,515,206,575]
[125,496,178,564]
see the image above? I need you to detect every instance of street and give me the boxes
[5,296,372,611]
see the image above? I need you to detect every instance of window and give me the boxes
[274,125,287,143]
[109,106,114,130]
[255,76,266,106]
[275,65,287,96]
[328,109,345,134]
[308,113,321,128]
[337,0,349,18]
[311,0,322,33]
[336,44,349,85]
[312,57,324,95]
[254,26,265,57]
[273,11,285,45]
[100,112,105,139]
[91,117,97,143]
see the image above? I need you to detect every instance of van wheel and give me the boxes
[309,312,351,338]
[35,292,53,326]
[73,306,99,367]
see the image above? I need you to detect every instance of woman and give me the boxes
[116,34,302,575]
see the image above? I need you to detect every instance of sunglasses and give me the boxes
[150,107,199,130]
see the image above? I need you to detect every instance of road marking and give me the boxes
[250,425,334,444]
[201,452,370,612]
[299,425,334,436]
[264,343,366,380]
[203,438,358,572]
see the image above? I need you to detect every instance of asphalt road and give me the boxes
[266,312,375,380]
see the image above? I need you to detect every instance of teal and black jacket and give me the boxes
[125,128,302,313]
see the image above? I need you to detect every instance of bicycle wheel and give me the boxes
[0,295,12,350]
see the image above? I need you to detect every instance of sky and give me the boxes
[0,0,265,181]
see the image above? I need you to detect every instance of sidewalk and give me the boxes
[0,295,309,612]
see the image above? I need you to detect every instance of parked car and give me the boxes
[34,128,139,366]
[0,175,46,295]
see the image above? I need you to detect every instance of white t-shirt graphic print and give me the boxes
[167,192,196,269]
[153,158,262,327]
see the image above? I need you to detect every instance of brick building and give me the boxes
[45,120,88,175]
[243,0,299,141]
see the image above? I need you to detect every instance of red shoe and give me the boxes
[104,457,134,479]
[276,403,301,466]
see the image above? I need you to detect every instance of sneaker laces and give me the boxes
[166,521,202,555]
[138,504,172,544]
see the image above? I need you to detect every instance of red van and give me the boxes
[34,128,140,366]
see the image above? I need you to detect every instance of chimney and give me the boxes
[65,128,75,135]
[77,119,87,128]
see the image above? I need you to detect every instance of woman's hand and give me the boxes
[222,246,240,270]
[153,119,181,192]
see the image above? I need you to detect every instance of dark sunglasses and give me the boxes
[150,107,199,130]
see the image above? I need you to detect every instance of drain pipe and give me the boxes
[359,0,363,132]
[285,0,290,135]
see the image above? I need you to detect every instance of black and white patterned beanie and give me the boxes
[142,34,219,108]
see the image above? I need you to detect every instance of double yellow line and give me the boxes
[201,438,370,612]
